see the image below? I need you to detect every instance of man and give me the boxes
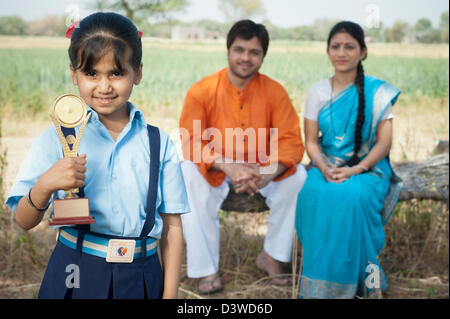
[179,20,307,294]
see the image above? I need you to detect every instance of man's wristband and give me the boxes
[26,188,50,212]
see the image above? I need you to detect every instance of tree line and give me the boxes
[0,0,448,44]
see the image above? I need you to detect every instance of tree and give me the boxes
[414,17,432,42]
[414,18,432,33]
[218,0,266,23]
[289,25,316,41]
[417,28,443,43]
[92,0,188,24]
[27,15,67,36]
[440,11,449,43]
[384,20,410,43]
[439,11,449,29]
[364,21,384,42]
[413,17,444,43]
[311,18,340,41]
[0,16,28,35]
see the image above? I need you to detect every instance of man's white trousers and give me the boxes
[180,161,307,278]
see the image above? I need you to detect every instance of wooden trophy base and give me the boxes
[49,198,96,226]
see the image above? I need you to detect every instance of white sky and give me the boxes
[0,0,448,28]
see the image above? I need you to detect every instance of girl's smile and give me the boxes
[94,95,118,105]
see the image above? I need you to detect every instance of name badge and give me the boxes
[106,239,136,263]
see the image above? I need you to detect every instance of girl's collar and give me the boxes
[85,102,145,126]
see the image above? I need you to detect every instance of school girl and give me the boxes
[6,12,190,299]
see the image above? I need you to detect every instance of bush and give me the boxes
[0,16,28,35]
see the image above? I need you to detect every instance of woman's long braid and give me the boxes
[345,61,365,167]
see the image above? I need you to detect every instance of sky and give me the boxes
[0,0,448,28]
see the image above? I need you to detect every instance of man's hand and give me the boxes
[212,160,261,195]
[233,162,287,196]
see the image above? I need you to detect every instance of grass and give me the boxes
[0,37,448,298]
[0,39,448,117]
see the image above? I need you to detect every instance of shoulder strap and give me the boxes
[139,124,161,238]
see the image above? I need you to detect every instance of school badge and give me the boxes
[106,239,136,263]
[48,94,95,226]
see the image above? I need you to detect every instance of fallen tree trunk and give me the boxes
[393,153,449,202]
[221,154,449,213]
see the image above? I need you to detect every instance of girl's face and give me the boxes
[71,48,142,122]
[327,32,366,74]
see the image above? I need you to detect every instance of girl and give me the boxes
[295,21,402,298]
[6,12,190,299]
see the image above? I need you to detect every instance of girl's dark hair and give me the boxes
[227,19,269,56]
[69,12,142,73]
[327,21,367,167]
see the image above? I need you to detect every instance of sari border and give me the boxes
[300,275,357,299]
[318,82,355,115]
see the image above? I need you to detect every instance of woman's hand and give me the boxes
[328,166,365,183]
[319,165,336,183]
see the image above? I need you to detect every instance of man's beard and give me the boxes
[229,62,258,80]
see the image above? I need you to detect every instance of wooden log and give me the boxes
[221,154,449,213]
[433,140,449,155]
[392,153,449,202]
[221,186,269,212]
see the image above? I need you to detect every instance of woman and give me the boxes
[295,21,402,299]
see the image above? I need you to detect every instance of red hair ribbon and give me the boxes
[65,21,142,38]
[65,21,79,38]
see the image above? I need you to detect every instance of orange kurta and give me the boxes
[179,68,304,187]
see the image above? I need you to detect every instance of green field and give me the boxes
[0,41,448,116]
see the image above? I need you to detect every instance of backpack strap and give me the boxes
[139,125,161,255]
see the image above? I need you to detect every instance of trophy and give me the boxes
[48,94,96,226]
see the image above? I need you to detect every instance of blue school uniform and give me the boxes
[6,103,190,299]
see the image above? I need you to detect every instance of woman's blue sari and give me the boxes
[295,76,402,298]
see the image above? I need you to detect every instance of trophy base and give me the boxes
[49,216,96,226]
[49,197,96,226]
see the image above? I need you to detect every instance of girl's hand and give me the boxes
[37,154,87,196]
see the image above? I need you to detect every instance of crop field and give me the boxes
[0,37,448,160]
[0,36,448,298]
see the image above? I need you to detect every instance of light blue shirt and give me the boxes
[6,103,190,239]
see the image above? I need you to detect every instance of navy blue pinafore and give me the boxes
[38,124,163,299]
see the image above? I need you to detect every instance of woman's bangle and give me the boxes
[354,165,369,172]
[312,153,325,166]
[26,188,50,212]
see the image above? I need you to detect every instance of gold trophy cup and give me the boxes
[48,94,95,226]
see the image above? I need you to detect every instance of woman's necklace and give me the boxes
[330,76,353,142]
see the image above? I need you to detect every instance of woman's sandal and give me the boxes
[197,273,224,294]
